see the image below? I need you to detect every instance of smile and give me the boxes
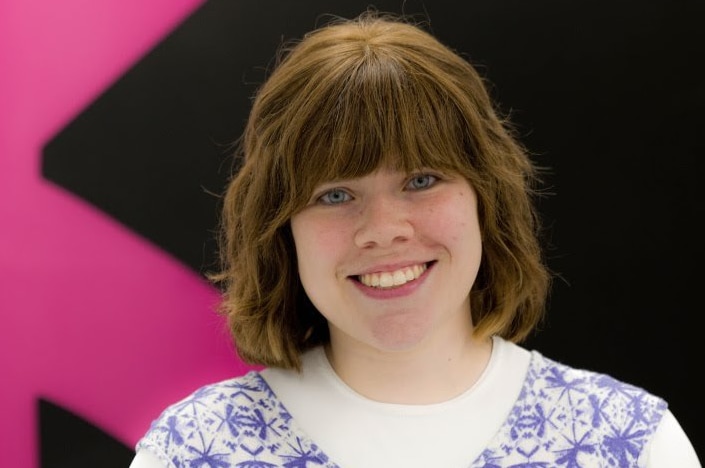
[358,263,428,289]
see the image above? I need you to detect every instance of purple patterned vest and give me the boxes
[138,351,666,467]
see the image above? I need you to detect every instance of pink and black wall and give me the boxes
[2,0,703,466]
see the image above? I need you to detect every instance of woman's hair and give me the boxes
[214,11,551,370]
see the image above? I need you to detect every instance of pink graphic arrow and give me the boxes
[0,1,253,466]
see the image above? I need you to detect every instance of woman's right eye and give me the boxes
[317,188,352,205]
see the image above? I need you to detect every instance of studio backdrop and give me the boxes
[1,0,702,466]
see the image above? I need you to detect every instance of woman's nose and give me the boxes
[353,196,414,248]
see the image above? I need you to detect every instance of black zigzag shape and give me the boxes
[39,398,135,468]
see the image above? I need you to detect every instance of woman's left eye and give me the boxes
[318,188,352,205]
[406,174,438,190]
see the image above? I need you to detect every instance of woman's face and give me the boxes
[290,167,483,356]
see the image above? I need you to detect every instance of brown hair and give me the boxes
[214,11,551,370]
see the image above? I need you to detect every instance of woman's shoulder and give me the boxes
[497,339,668,428]
[135,371,337,468]
[151,370,274,417]
[474,347,672,466]
[135,371,281,465]
[140,370,280,436]
[527,350,667,407]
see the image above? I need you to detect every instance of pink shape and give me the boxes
[0,1,253,466]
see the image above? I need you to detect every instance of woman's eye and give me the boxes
[406,174,438,190]
[318,189,352,205]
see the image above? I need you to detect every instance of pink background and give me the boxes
[0,1,250,466]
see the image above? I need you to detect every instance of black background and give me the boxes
[42,0,704,464]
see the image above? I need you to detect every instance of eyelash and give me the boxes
[314,172,441,205]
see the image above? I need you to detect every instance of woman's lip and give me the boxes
[350,262,434,298]
[350,260,434,277]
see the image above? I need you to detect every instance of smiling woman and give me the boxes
[291,169,483,376]
[128,10,701,468]
[217,10,550,372]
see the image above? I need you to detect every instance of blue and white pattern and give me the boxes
[471,354,667,467]
[137,352,666,467]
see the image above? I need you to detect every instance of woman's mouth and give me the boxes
[357,263,430,289]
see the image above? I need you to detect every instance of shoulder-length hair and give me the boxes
[214,11,551,370]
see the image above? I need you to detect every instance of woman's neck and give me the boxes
[324,333,493,405]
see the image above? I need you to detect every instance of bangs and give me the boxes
[281,46,475,210]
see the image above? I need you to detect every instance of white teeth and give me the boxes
[358,264,428,289]
[379,273,394,288]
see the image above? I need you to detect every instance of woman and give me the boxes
[129,11,701,467]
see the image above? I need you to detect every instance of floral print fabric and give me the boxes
[137,351,666,467]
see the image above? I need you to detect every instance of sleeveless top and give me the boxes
[136,350,667,467]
